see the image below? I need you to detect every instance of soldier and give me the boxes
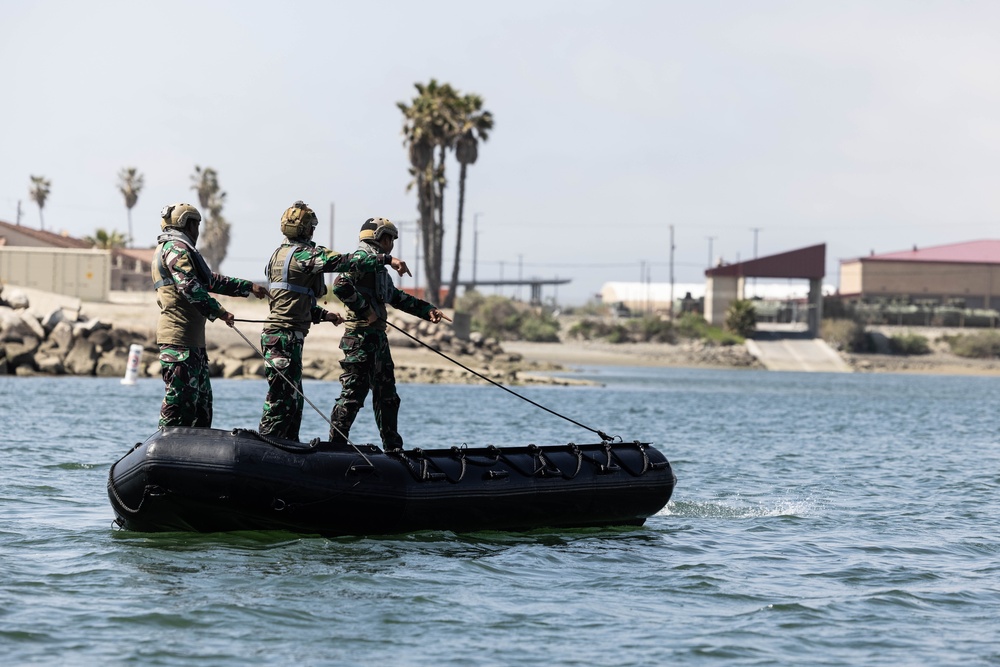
[329,217,447,451]
[152,203,267,428]
[258,201,410,441]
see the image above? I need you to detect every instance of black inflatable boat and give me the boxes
[108,427,676,536]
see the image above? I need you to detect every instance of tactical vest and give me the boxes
[264,241,326,333]
[348,240,395,327]
[151,230,214,347]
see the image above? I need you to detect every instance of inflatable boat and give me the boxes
[108,427,676,536]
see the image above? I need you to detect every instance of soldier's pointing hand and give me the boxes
[390,257,411,278]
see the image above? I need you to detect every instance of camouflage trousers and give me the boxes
[258,329,305,441]
[158,346,213,428]
[329,328,402,448]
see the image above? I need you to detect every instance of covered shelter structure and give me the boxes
[705,243,826,337]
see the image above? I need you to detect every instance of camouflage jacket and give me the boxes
[333,240,435,332]
[151,230,254,347]
[264,238,389,333]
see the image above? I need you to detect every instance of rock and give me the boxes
[35,352,65,374]
[39,308,68,332]
[5,337,40,370]
[4,289,29,309]
[1,311,43,342]
[19,312,47,340]
[48,321,76,351]
[242,359,266,377]
[96,349,129,377]
[73,319,112,337]
[88,330,114,353]
[220,345,259,361]
[222,358,245,379]
[15,365,39,376]
[64,338,98,375]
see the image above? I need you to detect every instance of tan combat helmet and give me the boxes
[280,200,318,240]
[160,203,202,232]
[358,217,398,243]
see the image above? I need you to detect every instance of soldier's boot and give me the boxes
[377,395,404,452]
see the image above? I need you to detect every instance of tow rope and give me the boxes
[229,324,374,467]
[384,320,614,442]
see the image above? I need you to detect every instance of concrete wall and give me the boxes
[0,247,110,301]
[844,260,1000,308]
[705,275,741,326]
[839,261,863,295]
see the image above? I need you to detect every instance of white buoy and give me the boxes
[121,344,144,385]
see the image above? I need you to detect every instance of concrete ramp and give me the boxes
[746,334,851,373]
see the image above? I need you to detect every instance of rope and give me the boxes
[229,323,374,467]
[384,320,613,441]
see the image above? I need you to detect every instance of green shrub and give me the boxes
[605,324,632,344]
[518,315,560,342]
[821,319,869,352]
[636,316,676,343]
[725,300,757,338]
[947,331,1000,358]
[888,333,930,355]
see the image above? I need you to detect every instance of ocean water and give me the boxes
[1,366,999,666]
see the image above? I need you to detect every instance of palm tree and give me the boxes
[29,175,51,230]
[445,93,494,308]
[190,166,230,269]
[398,79,461,302]
[84,228,127,249]
[117,167,145,247]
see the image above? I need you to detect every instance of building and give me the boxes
[839,240,1000,309]
[0,219,153,298]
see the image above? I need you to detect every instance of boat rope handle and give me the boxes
[384,319,615,442]
[230,324,374,468]
[107,457,148,515]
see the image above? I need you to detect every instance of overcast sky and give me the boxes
[2,0,999,304]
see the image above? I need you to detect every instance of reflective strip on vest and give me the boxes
[269,245,315,297]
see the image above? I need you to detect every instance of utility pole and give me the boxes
[640,260,646,315]
[706,235,715,268]
[669,224,675,320]
[750,227,761,297]
[473,212,483,287]
[517,254,523,301]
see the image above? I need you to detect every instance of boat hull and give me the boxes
[108,428,676,536]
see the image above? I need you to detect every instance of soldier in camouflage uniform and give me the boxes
[258,201,411,441]
[329,217,446,450]
[152,203,267,428]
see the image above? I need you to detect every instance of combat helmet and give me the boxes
[280,200,318,240]
[159,203,201,232]
[359,217,398,243]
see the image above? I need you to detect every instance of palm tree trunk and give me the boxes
[39,208,45,231]
[127,208,133,248]
[445,162,469,308]
[418,170,439,302]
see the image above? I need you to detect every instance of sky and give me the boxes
[2,0,999,305]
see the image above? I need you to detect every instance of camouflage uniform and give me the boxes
[152,229,255,428]
[259,240,388,440]
[329,240,435,448]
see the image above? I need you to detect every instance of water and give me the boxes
[2,367,999,666]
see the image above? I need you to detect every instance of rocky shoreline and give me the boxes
[0,287,588,386]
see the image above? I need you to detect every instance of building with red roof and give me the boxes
[0,219,153,297]
[839,240,1000,309]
